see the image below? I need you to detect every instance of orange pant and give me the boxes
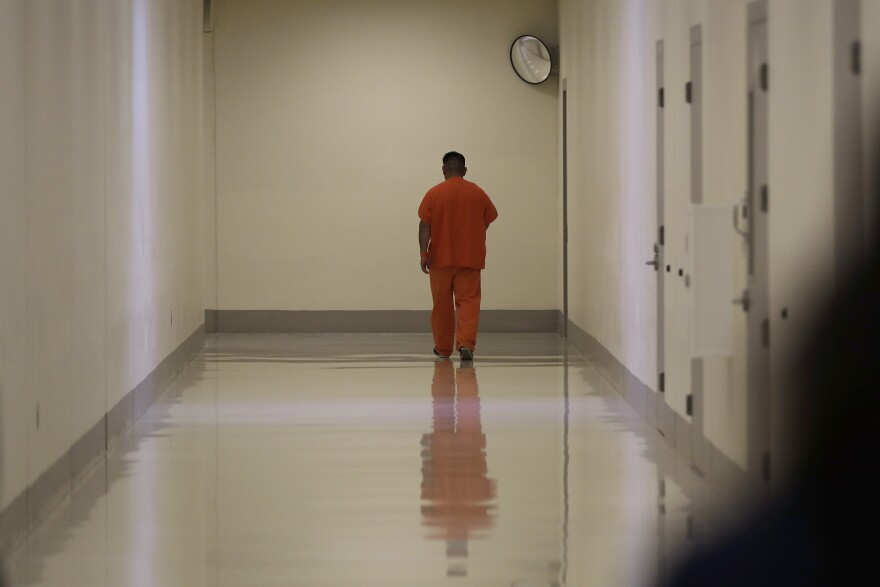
[429,266,481,356]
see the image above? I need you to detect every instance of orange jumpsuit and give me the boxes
[418,177,498,355]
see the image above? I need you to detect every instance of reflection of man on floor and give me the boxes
[421,360,496,577]
[418,151,498,362]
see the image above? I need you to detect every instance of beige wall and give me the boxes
[0,0,28,517]
[213,0,559,312]
[0,0,207,511]
[866,1,880,235]
[561,0,880,479]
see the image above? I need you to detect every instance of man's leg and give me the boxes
[453,268,481,352]
[429,266,456,356]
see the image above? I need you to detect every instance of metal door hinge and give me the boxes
[659,87,665,108]
[686,394,693,416]
[852,41,861,75]
[659,372,665,393]
[685,81,692,103]
[761,185,768,212]
[760,63,769,91]
[761,318,770,347]
[203,0,214,33]
[659,225,665,246]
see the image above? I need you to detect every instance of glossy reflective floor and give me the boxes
[5,334,726,587]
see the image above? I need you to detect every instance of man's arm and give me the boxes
[484,193,498,229]
[419,221,431,274]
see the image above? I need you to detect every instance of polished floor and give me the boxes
[5,334,726,586]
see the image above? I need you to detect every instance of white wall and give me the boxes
[213,0,559,312]
[0,0,207,512]
[561,0,666,418]
[865,2,880,235]
[0,0,29,518]
[561,0,879,481]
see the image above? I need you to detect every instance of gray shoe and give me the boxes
[459,347,473,362]
[433,348,450,359]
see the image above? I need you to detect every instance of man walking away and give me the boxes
[418,152,498,362]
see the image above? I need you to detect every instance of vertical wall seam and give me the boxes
[65,0,74,489]
[212,25,219,318]
[23,0,32,500]
[102,0,110,450]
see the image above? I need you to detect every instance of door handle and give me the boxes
[732,289,750,312]
[646,243,660,270]
[733,204,745,235]
[733,197,749,238]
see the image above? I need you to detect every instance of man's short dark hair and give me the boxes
[442,151,466,168]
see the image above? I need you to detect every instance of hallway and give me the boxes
[2,0,879,584]
[4,335,720,587]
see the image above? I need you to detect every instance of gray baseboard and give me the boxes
[23,415,110,538]
[0,323,205,559]
[0,491,27,564]
[205,309,560,334]
[71,417,107,483]
[565,318,747,494]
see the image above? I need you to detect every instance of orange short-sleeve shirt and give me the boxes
[418,177,498,270]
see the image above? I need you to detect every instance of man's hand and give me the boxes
[419,221,432,275]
